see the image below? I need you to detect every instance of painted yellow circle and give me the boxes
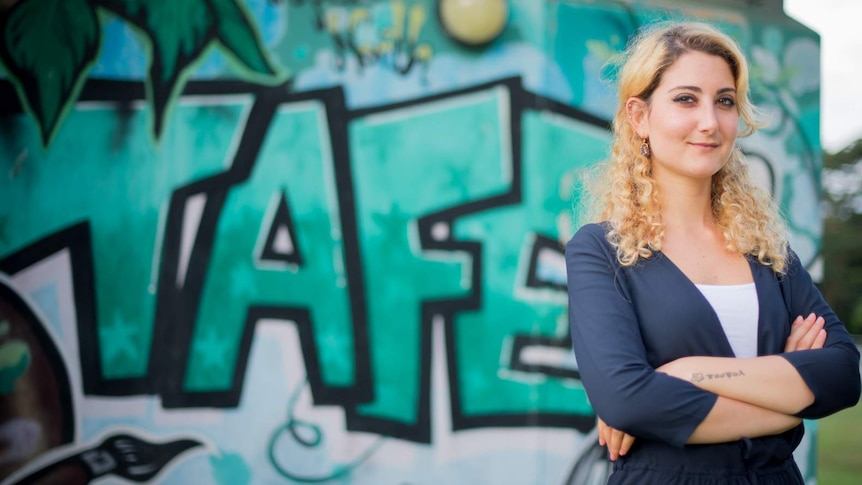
[439,0,509,46]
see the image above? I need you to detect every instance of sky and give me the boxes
[784,0,862,152]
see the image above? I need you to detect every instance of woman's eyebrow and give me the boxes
[668,86,737,93]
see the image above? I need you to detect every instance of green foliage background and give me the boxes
[821,140,862,335]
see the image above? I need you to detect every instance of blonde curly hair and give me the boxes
[586,21,789,273]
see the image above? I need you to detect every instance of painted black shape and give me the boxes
[240,307,327,400]
[6,76,366,408]
[3,74,613,439]
[342,77,533,443]
[320,84,375,407]
[76,78,277,109]
[150,87,281,408]
[344,77,492,442]
[509,335,581,381]
[12,432,202,485]
[260,191,303,266]
[346,76,610,442]
[150,84,373,409]
[96,1,215,138]
[109,100,138,155]
[0,79,24,114]
[0,222,117,395]
[87,433,201,483]
[741,149,776,196]
[0,279,75,480]
[72,74,609,422]
[525,234,566,291]
[171,306,342,408]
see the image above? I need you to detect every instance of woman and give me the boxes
[565,21,860,484]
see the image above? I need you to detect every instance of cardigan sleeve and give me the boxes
[778,250,861,418]
[566,224,717,448]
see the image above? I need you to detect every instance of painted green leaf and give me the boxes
[0,340,30,394]
[208,0,278,77]
[97,0,282,139]
[0,0,100,145]
[100,0,214,137]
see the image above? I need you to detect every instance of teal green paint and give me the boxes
[1,0,282,148]
[0,100,250,378]
[269,0,485,79]
[552,3,634,109]
[804,420,818,480]
[99,315,142,367]
[110,0,213,82]
[186,103,354,390]
[269,4,320,74]
[453,111,610,416]
[745,18,822,259]
[349,91,508,423]
[0,3,826,482]
[0,340,30,394]
[209,0,280,77]
[210,451,251,485]
[509,0,546,48]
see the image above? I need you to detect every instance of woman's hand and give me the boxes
[658,313,828,380]
[597,417,635,461]
[785,313,827,352]
[654,313,828,416]
[602,314,826,455]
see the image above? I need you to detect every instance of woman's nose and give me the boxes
[698,105,719,133]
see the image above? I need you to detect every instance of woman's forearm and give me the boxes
[687,395,802,444]
[659,355,814,415]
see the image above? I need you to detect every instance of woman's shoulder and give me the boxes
[749,245,803,278]
[568,222,611,243]
[566,222,614,255]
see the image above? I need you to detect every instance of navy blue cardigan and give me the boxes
[566,223,860,454]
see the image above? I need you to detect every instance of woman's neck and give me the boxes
[657,178,715,231]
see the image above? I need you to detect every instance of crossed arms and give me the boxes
[599,314,825,460]
[566,225,861,457]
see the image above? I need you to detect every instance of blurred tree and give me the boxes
[820,139,862,334]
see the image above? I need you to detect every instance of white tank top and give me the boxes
[694,282,759,358]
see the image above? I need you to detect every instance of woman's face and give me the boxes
[631,50,739,184]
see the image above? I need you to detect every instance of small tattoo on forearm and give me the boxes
[691,370,745,382]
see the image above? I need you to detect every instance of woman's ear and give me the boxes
[626,97,649,138]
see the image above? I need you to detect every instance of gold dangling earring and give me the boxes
[640,137,651,158]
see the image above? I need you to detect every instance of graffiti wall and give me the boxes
[0,0,822,484]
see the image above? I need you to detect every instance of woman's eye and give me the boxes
[673,95,695,104]
[717,97,736,107]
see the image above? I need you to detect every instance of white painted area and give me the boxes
[177,193,206,288]
[519,344,579,373]
[6,253,83,442]
[272,226,294,254]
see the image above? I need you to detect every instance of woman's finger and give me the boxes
[597,418,607,446]
[812,328,827,349]
[607,428,625,461]
[619,433,636,457]
[784,315,809,352]
[796,316,825,351]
